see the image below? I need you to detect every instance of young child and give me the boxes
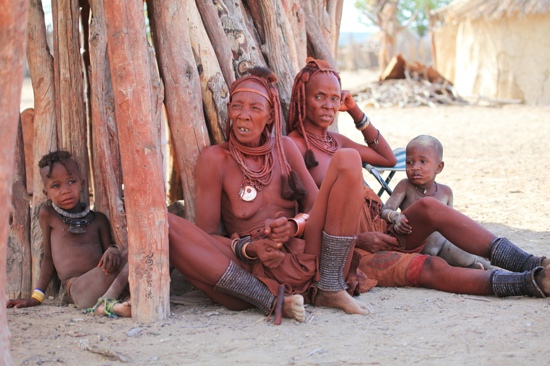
[381,135,493,269]
[7,151,131,317]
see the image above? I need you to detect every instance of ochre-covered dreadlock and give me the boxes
[38,150,80,179]
[228,66,306,201]
[287,58,342,169]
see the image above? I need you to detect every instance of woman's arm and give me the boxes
[195,146,225,237]
[338,90,396,167]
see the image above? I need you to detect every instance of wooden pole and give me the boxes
[188,0,230,144]
[217,0,266,77]
[27,0,57,292]
[7,120,32,299]
[52,0,90,204]
[103,0,170,322]
[147,0,211,222]
[301,0,337,68]
[88,0,128,249]
[0,0,29,362]
[195,0,236,87]
[256,0,297,120]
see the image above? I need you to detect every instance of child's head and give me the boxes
[39,151,83,210]
[405,135,444,186]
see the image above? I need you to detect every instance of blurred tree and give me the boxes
[353,0,451,74]
[354,0,452,37]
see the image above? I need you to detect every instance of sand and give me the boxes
[7,73,550,365]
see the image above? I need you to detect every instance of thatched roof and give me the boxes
[432,0,550,23]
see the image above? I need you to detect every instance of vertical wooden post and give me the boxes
[88,0,127,249]
[52,0,90,203]
[147,0,211,222]
[256,0,297,119]
[195,0,236,87]
[188,0,230,144]
[0,0,29,362]
[103,0,170,322]
[27,0,57,289]
[7,120,32,299]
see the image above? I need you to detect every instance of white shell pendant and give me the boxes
[239,185,257,201]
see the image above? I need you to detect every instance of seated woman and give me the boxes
[287,58,550,298]
[168,67,373,323]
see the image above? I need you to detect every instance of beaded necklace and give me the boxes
[303,129,339,155]
[414,182,438,197]
[228,129,274,202]
[52,202,95,234]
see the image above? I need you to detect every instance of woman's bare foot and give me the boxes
[282,295,305,322]
[314,290,372,315]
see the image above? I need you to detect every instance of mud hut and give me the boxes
[431,0,550,104]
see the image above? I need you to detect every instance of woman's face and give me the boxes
[304,72,341,130]
[228,80,272,146]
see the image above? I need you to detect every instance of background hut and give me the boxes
[431,0,550,104]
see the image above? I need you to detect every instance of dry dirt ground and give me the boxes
[7,73,550,365]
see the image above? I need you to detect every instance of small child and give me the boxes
[381,135,493,269]
[7,151,131,317]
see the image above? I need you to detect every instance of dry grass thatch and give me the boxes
[432,0,550,23]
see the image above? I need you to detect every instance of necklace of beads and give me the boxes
[414,182,438,197]
[228,130,274,201]
[52,202,94,234]
[304,129,339,155]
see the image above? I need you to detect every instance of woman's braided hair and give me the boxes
[287,58,341,169]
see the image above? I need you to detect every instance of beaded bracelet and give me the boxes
[31,288,45,303]
[365,129,380,149]
[288,213,310,237]
[355,113,370,131]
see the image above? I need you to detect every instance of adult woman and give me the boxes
[169,67,372,323]
[287,58,550,298]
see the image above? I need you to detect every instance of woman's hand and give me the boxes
[247,237,285,268]
[263,215,293,243]
[355,232,399,253]
[339,90,357,112]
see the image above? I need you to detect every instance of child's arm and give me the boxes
[95,212,122,276]
[381,179,413,234]
[447,187,454,208]
[381,179,408,224]
[7,206,56,308]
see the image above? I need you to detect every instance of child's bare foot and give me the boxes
[542,257,550,268]
[113,301,131,317]
[281,294,305,322]
[535,266,550,296]
[314,290,372,315]
[88,298,131,318]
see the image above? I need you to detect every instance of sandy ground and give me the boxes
[7,73,550,365]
